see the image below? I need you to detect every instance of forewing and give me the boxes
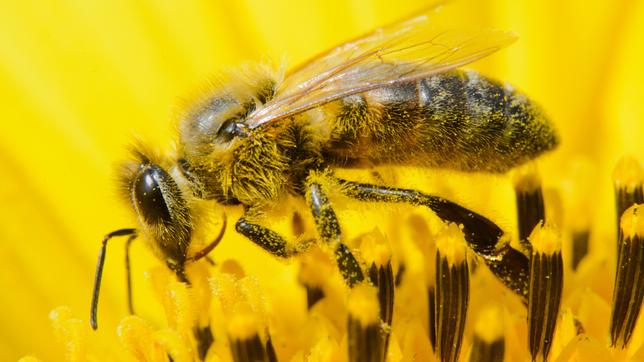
[245,14,517,129]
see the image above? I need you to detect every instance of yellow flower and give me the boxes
[2,0,644,361]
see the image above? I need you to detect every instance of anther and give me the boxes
[565,158,594,270]
[360,230,395,360]
[434,223,469,362]
[298,247,334,310]
[613,156,643,248]
[347,283,384,362]
[609,204,644,349]
[469,306,505,362]
[571,231,589,271]
[228,303,275,362]
[513,163,544,254]
[527,223,563,362]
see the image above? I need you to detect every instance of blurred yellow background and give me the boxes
[0,0,642,360]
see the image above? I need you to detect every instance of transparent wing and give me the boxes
[245,14,517,129]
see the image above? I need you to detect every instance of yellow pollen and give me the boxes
[528,223,562,254]
[435,223,467,265]
[227,303,260,341]
[117,316,167,362]
[347,283,380,326]
[620,204,644,239]
[49,306,87,362]
[359,229,392,267]
[613,156,644,192]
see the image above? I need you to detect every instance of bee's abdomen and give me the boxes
[324,70,558,173]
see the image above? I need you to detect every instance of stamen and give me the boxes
[347,283,384,362]
[154,328,192,362]
[117,315,167,362]
[565,158,594,270]
[50,306,88,362]
[469,306,504,362]
[292,211,305,236]
[527,223,563,362]
[609,204,644,349]
[360,230,395,360]
[228,303,275,362]
[427,286,436,351]
[513,163,544,254]
[186,262,215,359]
[146,266,196,351]
[434,223,469,362]
[571,230,590,271]
[298,247,334,310]
[613,157,644,246]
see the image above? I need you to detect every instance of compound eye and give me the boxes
[133,165,173,225]
[217,119,237,142]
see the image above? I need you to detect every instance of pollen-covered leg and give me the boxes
[337,179,530,300]
[307,181,365,287]
[236,217,313,258]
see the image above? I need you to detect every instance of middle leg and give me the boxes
[235,193,364,287]
[307,181,365,287]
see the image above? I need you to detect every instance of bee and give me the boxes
[90,12,557,342]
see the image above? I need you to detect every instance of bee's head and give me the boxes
[90,145,227,330]
[119,148,192,272]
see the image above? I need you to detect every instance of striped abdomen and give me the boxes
[321,69,558,173]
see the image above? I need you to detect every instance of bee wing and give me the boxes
[245,15,517,129]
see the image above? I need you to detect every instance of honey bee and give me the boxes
[90,12,557,342]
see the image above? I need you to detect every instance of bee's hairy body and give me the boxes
[324,69,556,173]
[178,67,557,209]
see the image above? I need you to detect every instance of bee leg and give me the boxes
[306,181,365,287]
[90,228,137,330]
[236,217,313,259]
[337,179,529,301]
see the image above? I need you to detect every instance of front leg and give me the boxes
[236,202,364,287]
[337,179,530,300]
[236,217,308,258]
